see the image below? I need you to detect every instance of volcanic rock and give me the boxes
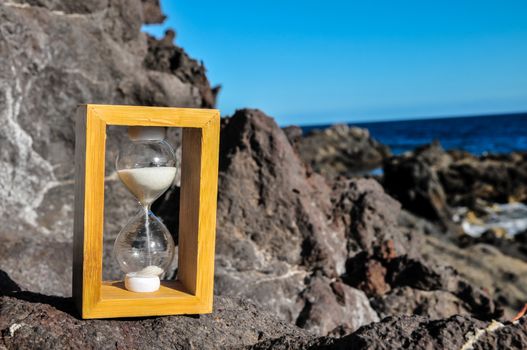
[0,0,213,294]
[144,30,220,108]
[251,315,527,349]
[141,0,166,24]
[423,233,527,320]
[282,125,303,145]
[295,276,379,336]
[0,270,313,349]
[383,141,453,224]
[370,286,470,320]
[212,109,501,335]
[213,109,378,335]
[295,124,391,178]
[331,178,417,258]
[318,315,527,350]
[441,152,527,207]
[383,141,527,224]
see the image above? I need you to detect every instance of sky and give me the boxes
[143,0,527,126]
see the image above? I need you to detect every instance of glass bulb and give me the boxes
[113,209,175,274]
[113,127,177,293]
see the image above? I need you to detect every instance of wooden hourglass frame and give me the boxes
[73,104,220,319]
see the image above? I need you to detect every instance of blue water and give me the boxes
[302,113,527,155]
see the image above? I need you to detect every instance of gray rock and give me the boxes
[296,276,379,337]
[141,0,166,24]
[371,286,470,320]
[210,109,503,334]
[383,141,527,228]
[295,124,391,178]
[0,270,312,350]
[0,0,213,295]
[383,141,453,225]
[214,109,378,335]
[251,315,527,350]
[331,178,416,258]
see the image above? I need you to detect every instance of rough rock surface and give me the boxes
[295,124,391,179]
[213,109,378,335]
[250,315,527,349]
[3,268,525,350]
[0,0,213,294]
[0,270,312,349]
[442,151,527,207]
[397,209,527,320]
[141,0,166,24]
[383,141,527,223]
[318,315,527,350]
[211,109,501,335]
[423,233,527,320]
[295,276,379,336]
[383,142,453,224]
[2,0,524,345]
[370,286,470,320]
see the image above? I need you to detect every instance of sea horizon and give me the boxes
[301,111,527,155]
[300,110,527,129]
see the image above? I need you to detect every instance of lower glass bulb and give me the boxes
[113,209,175,292]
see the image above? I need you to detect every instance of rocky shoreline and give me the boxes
[1,0,527,349]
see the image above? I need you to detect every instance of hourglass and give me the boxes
[74,104,219,319]
[114,126,177,293]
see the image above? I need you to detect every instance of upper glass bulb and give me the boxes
[116,126,177,206]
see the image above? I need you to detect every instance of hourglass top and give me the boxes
[116,126,177,206]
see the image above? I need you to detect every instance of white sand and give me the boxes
[118,167,176,205]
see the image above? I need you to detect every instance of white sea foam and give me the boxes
[456,202,527,237]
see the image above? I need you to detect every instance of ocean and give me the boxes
[302,112,527,155]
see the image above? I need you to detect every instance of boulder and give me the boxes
[295,124,391,178]
[0,0,213,294]
[213,109,378,335]
[331,178,416,258]
[383,142,452,224]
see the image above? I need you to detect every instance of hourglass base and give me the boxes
[125,273,160,293]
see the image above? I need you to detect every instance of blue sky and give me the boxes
[143,0,527,126]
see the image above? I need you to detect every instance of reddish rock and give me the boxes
[358,260,390,296]
[214,109,378,334]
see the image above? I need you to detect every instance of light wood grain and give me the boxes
[178,128,202,295]
[101,280,192,299]
[90,104,216,128]
[73,104,220,319]
[194,115,220,309]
